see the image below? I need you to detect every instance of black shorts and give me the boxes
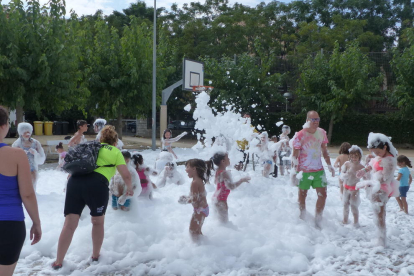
[64,172,109,217]
[0,221,26,265]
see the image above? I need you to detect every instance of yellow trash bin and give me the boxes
[34,121,44,136]
[44,121,53,136]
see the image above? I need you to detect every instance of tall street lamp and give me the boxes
[152,0,157,150]
[283,92,292,112]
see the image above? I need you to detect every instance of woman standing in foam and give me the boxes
[12,123,46,191]
[93,118,124,150]
[161,129,187,159]
[356,133,399,247]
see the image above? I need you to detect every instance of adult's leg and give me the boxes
[0,263,17,276]
[55,214,80,265]
[315,187,327,226]
[91,216,105,259]
[298,188,308,219]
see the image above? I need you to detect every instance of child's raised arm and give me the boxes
[222,171,250,190]
[166,132,188,143]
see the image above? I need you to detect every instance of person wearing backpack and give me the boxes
[52,126,133,270]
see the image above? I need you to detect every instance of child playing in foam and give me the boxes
[395,155,412,214]
[110,151,141,211]
[178,159,209,242]
[278,125,292,176]
[132,153,157,199]
[356,133,399,247]
[93,118,124,150]
[12,123,46,191]
[55,142,67,171]
[156,161,185,187]
[256,132,274,178]
[162,129,187,159]
[340,145,364,227]
[334,142,351,195]
[206,152,250,223]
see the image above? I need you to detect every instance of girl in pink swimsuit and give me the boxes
[132,153,158,199]
[356,132,399,247]
[206,152,250,223]
[178,159,209,242]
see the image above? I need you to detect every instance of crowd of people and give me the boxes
[0,107,411,275]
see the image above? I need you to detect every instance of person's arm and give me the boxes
[68,133,81,147]
[222,171,250,190]
[117,164,133,196]
[322,143,335,176]
[30,140,46,166]
[409,174,412,185]
[396,173,402,181]
[334,156,340,168]
[166,132,188,143]
[17,149,41,245]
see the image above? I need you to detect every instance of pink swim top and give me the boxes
[373,160,383,171]
[137,168,148,188]
[214,170,230,201]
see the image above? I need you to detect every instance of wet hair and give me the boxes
[100,125,118,145]
[0,106,8,126]
[270,135,278,142]
[77,120,87,129]
[186,158,208,183]
[132,153,143,166]
[163,129,172,140]
[339,142,351,154]
[206,151,227,179]
[367,139,391,153]
[282,125,291,135]
[122,150,131,160]
[56,142,64,150]
[348,148,362,161]
[397,155,412,168]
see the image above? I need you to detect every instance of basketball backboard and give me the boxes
[183,58,204,91]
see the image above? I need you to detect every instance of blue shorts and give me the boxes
[399,186,410,197]
[112,195,131,208]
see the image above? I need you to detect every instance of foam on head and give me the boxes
[349,145,363,159]
[93,118,107,132]
[367,132,398,157]
[17,123,33,136]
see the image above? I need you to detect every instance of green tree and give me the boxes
[85,17,174,138]
[0,0,83,123]
[296,42,382,142]
[391,28,414,116]
[202,42,283,131]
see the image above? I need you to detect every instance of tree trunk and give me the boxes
[327,116,334,144]
[117,111,123,140]
[16,104,24,125]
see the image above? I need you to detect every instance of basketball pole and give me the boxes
[151,0,157,151]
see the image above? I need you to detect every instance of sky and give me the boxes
[3,0,292,16]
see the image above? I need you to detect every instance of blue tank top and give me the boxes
[0,143,24,221]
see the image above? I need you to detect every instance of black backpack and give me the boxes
[63,141,115,176]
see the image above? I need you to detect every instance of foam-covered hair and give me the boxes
[349,145,363,157]
[93,118,107,131]
[17,122,33,136]
[367,132,398,157]
[282,125,291,135]
[260,131,268,138]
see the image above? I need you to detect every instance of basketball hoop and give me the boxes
[192,86,214,92]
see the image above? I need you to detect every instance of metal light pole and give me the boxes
[283,92,292,112]
[151,0,157,150]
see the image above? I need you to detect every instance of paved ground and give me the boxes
[5,134,414,162]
